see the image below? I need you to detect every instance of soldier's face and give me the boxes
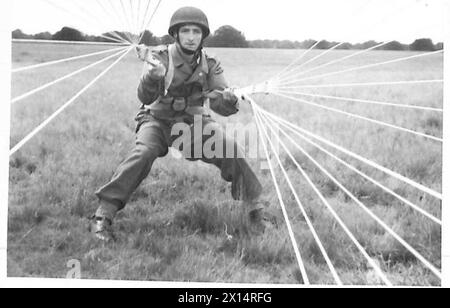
[177,25,203,52]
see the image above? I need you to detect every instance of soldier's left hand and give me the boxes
[222,88,239,106]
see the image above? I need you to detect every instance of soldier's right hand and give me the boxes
[145,61,167,81]
[136,45,166,81]
[135,44,149,62]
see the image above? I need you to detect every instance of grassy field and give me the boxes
[8,42,443,286]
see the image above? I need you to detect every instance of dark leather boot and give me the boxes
[89,215,115,243]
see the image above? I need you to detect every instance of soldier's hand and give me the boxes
[145,61,167,81]
[136,44,167,80]
[136,44,150,62]
[204,89,239,105]
[222,88,239,106]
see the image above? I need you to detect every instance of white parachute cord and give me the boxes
[68,0,131,45]
[273,92,442,142]
[12,39,127,46]
[104,0,135,43]
[272,0,374,80]
[275,79,444,90]
[41,0,130,45]
[139,0,163,43]
[254,0,430,94]
[276,42,345,83]
[260,110,442,280]
[132,0,142,39]
[139,0,153,39]
[119,0,136,43]
[95,0,134,43]
[94,0,121,30]
[276,91,442,112]
[235,79,443,98]
[136,0,143,38]
[248,96,310,285]
[10,47,133,156]
[277,40,394,84]
[263,112,441,224]
[273,0,430,86]
[12,46,126,73]
[93,31,130,45]
[252,106,343,285]
[129,0,137,38]
[254,103,392,286]
[99,34,130,45]
[278,50,444,87]
[11,47,129,104]
[272,40,322,81]
[256,105,442,200]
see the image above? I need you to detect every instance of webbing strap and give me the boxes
[164,44,176,95]
[201,51,209,93]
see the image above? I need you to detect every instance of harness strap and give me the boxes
[201,52,209,93]
[164,44,176,96]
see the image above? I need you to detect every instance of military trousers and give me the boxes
[95,113,263,212]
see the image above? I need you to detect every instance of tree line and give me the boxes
[12,26,443,51]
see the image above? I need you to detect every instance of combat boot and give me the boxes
[89,215,115,243]
[248,208,267,235]
[89,200,119,243]
[247,202,278,235]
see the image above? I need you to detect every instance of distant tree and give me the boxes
[336,42,353,50]
[435,42,443,50]
[160,34,175,45]
[301,39,318,49]
[12,29,31,39]
[354,40,381,49]
[382,41,407,51]
[33,32,53,40]
[248,40,265,48]
[366,40,382,49]
[278,40,296,49]
[269,40,280,49]
[265,40,278,49]
[85,35,109,42]
[205,25,248,48]
[292,41,304,49]
[410,38,435,51]
[317,40,339,49]
[105,31,131,43]
[139,30,160,46]
[52,27,85,41]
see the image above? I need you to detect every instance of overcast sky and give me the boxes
[11,0,446,44]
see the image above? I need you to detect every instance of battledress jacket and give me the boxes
[137,44,239,118]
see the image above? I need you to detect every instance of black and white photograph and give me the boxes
[1,0,448,288]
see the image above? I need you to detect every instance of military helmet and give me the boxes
[168,7,210,38]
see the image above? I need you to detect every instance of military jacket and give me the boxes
[137,44,239,118]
